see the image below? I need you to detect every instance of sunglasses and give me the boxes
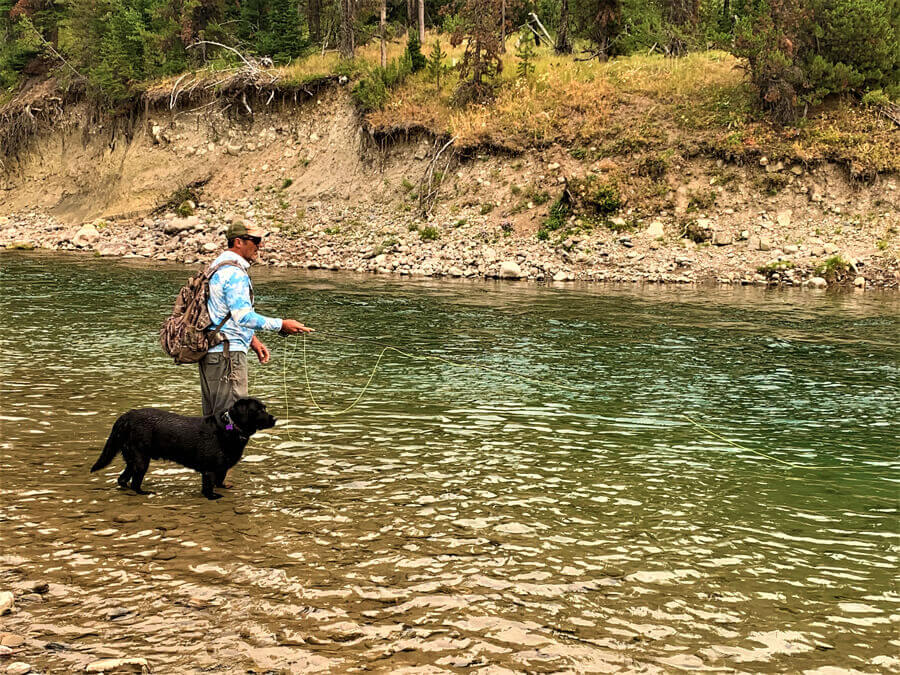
[240,236,262,246]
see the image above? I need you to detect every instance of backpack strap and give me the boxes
[204,260,245,335]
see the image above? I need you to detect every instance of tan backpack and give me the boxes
[159,261,242,364]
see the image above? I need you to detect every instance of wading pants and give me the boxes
[199,351,249,416]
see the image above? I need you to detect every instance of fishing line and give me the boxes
[682,415,848,470]
[282,331,581,417]
[273,333,871,472]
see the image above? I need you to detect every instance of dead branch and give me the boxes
[529,13,554,46]
[170,73,189,109]
[21,16,84,80]
[418,136,457,217]
[187,41,256,69]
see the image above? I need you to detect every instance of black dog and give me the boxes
[91,397,276,500]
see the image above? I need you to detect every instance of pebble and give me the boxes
[6,663,31,675]
[0,591,14,615]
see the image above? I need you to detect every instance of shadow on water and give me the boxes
[1,251,898,672]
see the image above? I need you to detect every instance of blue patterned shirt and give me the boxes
[206,251,282,353]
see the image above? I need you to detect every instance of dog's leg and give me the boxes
[117,466,133,489]
[130,458,154,496]
[214,470,228,488]
[201,472,223,500]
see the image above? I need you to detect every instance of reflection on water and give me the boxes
[1,251,898,673]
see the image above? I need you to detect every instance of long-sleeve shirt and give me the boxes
[206,251,282,353]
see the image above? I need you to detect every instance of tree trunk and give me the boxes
[555,0,571,53]
[500,0,506,54]
[667,0,699,25]
[340,0,354,58]
[407,0,415,35]
[308,0,321,43]
[418,0,425,44]
[380,0,387,67]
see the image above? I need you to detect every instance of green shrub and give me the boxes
[637,154,668,180]
[526,188,550,205]
[585,181,622,215]
[757,260,795,278]
[816,254,852,281]
[537,196,572,240]
[735,0,900,124]
[686,189,716,212]
[176,201,194,217]
[419,225,440,241]
[682,220,712,243]
[351,52,414,113]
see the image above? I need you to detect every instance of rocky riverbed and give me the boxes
[2,199,898,289]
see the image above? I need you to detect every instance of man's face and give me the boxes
[234,235,262,262]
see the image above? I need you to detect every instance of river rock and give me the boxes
[553,271,571,282]
[854,276,866,288]
[823,242,838,254]
[84,658,150,673]
[73,224,100,247]
[712,231,732,246]
[0,633,25,647]
[164,216,200,234]
[448,266,463,277]
[808,276,827,289]
[97,244,127,257]
[6,663,31,675]
[0,591,14,615]
[646,221,664,238]
[758,237,774,252]
[498,261,522,279]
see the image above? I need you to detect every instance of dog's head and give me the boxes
[229,398,277,435]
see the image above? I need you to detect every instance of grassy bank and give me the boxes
[4,32,898,178]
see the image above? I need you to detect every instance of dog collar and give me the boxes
[221,411,247,439]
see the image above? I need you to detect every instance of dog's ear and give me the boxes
[229,398,255,431]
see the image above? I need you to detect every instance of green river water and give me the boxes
[0,251,898,673]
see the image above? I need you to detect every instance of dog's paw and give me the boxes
[134,489,154,495]
[206,493,224,500]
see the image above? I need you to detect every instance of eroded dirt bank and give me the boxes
[1,88,898,288]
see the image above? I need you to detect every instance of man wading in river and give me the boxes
[201,221,313,486]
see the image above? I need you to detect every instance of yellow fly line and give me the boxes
[276,334,855,471]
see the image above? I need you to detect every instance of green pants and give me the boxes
[199,351,248,417]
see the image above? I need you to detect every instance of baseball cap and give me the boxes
[226,220,267,240]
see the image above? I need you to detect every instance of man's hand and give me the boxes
[280,319,314,335]
[250,335,271,364]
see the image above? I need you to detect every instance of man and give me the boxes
[200,221,312,483]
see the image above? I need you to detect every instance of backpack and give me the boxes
[159,260,242,364]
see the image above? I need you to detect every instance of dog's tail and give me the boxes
[91,416,128,472]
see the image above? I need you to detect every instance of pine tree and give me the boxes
[267,0,303,63]
[426,38,448,91]
[515,29,536,78]
[406,32,426,72]
[449,0,513,103]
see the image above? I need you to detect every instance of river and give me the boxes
[1,251,898,673]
